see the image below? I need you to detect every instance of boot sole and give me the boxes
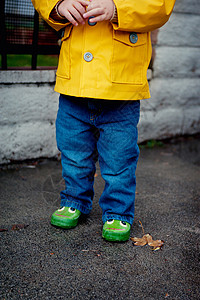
[102,229,130,242]
[51,216,79,229]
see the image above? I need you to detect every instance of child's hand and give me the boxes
[83,0,115,23]
[57,0,89,26]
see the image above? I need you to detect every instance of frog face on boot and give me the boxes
[51,207,81,229]
[102,219,131,242]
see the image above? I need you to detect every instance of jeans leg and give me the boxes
[96,100,140,224]
[56,95,98,214]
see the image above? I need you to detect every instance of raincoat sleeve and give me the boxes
[31,0,70,31]
[112,0,176,32]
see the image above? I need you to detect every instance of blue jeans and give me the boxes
[56,95,140,225]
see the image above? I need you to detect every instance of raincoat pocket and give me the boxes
[111,30,147,85]
[56,25,73,79]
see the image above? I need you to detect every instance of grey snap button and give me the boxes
[88,16,97,26]
[129,32,138,44]
[84,52,93,62]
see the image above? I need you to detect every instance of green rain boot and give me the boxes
[102,219,131,242]
[51,206,81,229]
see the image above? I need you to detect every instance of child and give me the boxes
[32,0,175,241]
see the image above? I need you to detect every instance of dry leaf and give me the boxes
[11,224,29,231]
[131,233,164,250]
[145,234,153,244]
[131,221,164,250]
[0,228,8,232]
[131,235,148,246]
[152,247,160,251]
[148,238,164,250]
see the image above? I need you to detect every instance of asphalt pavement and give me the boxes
[0,136,200,300]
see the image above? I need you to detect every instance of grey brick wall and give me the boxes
[138,0,200,141]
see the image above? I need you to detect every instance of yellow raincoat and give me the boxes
[32,0,176,100]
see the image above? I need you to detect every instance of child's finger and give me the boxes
[83,8,103,19]
[74,2,87,21]
[86,14,105,23]
[78,0,90,7]
[63,10,78,26]
[69,6,85,24]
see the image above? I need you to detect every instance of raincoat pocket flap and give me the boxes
[113,30,146,47]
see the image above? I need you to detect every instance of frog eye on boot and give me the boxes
[69,207,76,213]
[120,221,127,227]
[58,206,65,211]
[107,219,114,224]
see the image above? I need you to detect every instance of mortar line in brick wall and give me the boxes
[154,45,200,49]
[173,11,200,16]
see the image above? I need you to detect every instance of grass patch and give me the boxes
[139,140,164,149]
[37,55,58,67]
[0,54,58,68]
